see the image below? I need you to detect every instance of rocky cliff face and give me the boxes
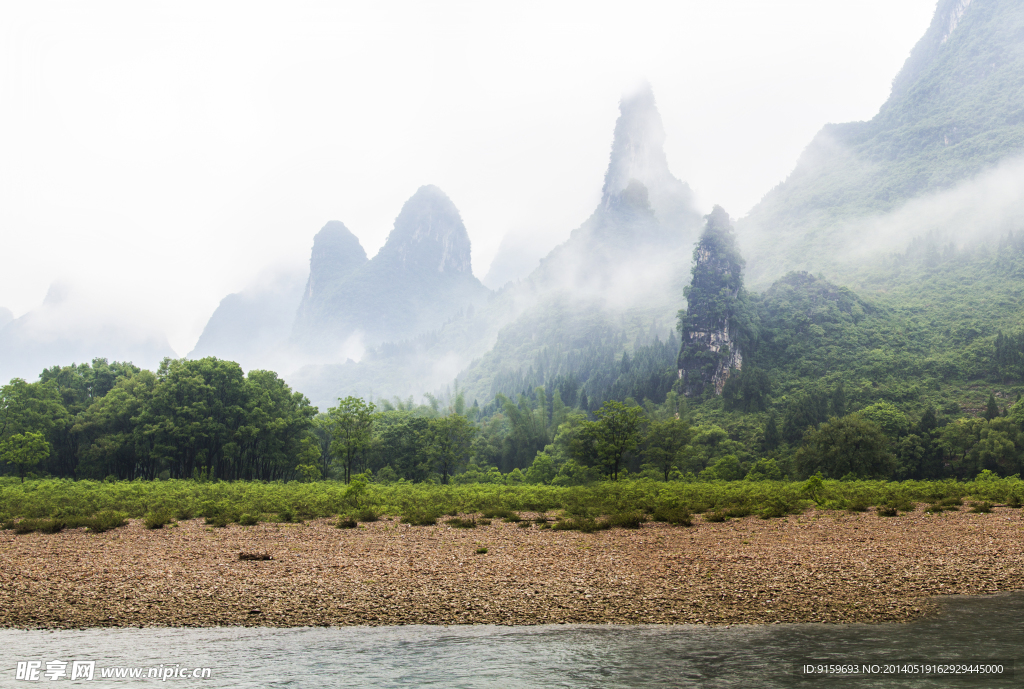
[677,206,746,397]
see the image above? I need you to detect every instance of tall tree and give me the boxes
[590,400,647,480]
[423,414,475,484]
[643,417,693,481]
[328,396,376,484]
[0,431,50,482]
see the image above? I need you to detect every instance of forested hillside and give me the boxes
[737,0,1024,286]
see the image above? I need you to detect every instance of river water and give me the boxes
[1,591,1020,688]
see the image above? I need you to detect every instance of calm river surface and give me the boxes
[1,592,1020,688]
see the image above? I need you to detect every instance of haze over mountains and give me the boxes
[5,0,1023,417]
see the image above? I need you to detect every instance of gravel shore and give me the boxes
[1,507,1021,629]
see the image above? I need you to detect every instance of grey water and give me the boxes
[1,592,1020,688]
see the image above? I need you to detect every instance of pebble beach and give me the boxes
[1,507,1022,629]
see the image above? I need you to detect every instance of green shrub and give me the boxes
[476,547,488,554]
[335,517,358,528]
[725,505,752,519]
[704,511,728,523]
[447,517,476,528]
[144,510,173,529]
[277,508,296,523]
[1007,494,1022,508]
[479,518,492,526]
[401,511,438,526]
[517,520,531,528]
[652,506,693,526]
[86,511,128,533]
[970,502,993,513]
[238,513,259,526]
[877,506,898,517]
[355,508,378,523]
[607,512,647,529]
[501,513,523,523]
[481,508,516,519]
[551,517,611,533]
[13,518,66,534]
[758,497,796,520]
[205,515,230,528]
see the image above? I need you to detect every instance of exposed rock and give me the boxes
[678,206,747,397]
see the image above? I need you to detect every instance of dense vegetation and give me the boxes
[1,474,1020,528]
[5,227,1024,488]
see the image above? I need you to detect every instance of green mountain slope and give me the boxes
[738,0,1024,286]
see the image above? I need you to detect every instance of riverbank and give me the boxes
[1,507,1021,629]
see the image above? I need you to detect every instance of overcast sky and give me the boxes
[0,0,936,355]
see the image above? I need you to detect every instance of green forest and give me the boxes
[3,219,1024,492]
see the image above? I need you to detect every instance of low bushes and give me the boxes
[1,476,1019,534]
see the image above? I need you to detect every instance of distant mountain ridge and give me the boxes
[290,185,490,356]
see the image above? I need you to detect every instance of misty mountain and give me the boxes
[290,186,491,358]
[0,284,176,383]
[288,84,702,409]
[188,265,307,372]
[738,0,1024,286]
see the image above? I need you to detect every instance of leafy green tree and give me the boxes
[642,417,693,481]
[938,418,986,479]
[423,414,475,484]
[524,452,556,484]
[328,396,376,484]
[74,370,158,479]
[795,413,894,479]
[859,402,910,439]
[137,357,249,480]
[0,378,66,475]
[0,431,50,482]
[745,457,782,481]
[589,400,647,480]
[371,411,431,482]
[699,455,744,481]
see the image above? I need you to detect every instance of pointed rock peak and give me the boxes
[601,82,673,207]
[695,205,743,266]
[311,221,367,266]
[381,185,473,274]
[301,220,368,303]
[704,205,734,234]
